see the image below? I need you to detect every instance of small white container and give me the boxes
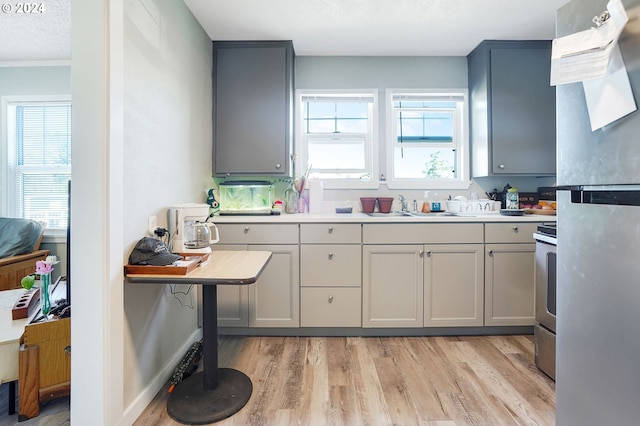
[446,200,462,212]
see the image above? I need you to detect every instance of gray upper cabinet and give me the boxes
[467,41,556,177]
[213,41,294,176]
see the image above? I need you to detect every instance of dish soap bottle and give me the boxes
[506,186,519,210]
[431,193,441,212]
[421,191,431,213]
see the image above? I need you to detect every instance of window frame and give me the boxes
[1,94,72,238]
[295,89,379,190]
[385,89,471,190]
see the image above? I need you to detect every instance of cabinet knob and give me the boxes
[328,227,334,234]
[328,296,334,304]
[426,250,432,257]
[488,249,494,256]
[513,226,519,233]
[275,163,281,169]
[419,250,424,257]
[244,226,250,233]
[328,252,334,260]
[498,164,505,169]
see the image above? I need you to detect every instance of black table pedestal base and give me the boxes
[167,368,252,424]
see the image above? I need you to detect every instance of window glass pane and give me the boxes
[397,110,453,142]
[393,147,456,179]
[17,104,72,166]
[393,100,456,108]
[304,101,369,134]
[308,138,365,170]
[20,173,70,228]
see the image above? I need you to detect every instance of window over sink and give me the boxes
[385,89,470,189]
[296,90,378,189]
[295,88,470,190]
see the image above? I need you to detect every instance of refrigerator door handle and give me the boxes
[571,189,640,207]
[555,185,581,191]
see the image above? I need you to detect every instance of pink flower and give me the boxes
[36,260,54,274]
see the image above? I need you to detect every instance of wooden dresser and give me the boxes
[18,280,70,421]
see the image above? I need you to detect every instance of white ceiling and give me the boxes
[0,0,568,62]
[184,0,568,56]
[0,0,70,62]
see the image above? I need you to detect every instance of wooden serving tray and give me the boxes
[525,208,556,215]
[124,253,209,276]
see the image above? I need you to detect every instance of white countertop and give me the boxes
[210,212,557,224]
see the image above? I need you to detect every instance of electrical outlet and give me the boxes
[148,215,157,236]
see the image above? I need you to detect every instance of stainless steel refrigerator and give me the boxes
[556,0,640,425]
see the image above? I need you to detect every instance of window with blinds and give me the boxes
[6,100,72,229]
[297,91,378,188]
[386,90,468,185]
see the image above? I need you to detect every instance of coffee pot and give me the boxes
[169,203,219,254]
[184,220,219,250]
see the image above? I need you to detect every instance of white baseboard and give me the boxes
[119,328,203,425]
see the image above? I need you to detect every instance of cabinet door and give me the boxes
[362,245,423,328]
[248,244,299,327]
[490,47,556,175]
[485,243,536,326]
[424,244,484,327]
[212,244,249,327]
[213,41,293,176]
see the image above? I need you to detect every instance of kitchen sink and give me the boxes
[365,211,451,217]
[405,211,450,217]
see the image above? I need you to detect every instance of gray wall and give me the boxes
[121,0,213,412]
[295,56,555,204]
[296,56,468,89]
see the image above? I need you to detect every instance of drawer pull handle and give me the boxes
[513,226,519,233]
[244,227,250,233]
[328,227,334,234]
[328,296,334,304]
[328,252,334,260]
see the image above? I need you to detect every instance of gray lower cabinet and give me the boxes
[214,224,300,327]
[468,40,556,177]
[213,41,294,176]
[362,223,485,328]
[300,224,362,327]
[484,223,539,326]
[363,244,424,328]
[424,244,484,327]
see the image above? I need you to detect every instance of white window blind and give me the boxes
[8,101,72,229]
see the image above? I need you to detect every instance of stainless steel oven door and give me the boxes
[535,236,557,332]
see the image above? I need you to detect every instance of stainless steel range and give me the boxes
[534,223,556,380]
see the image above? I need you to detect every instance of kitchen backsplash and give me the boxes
[210,175,556,213]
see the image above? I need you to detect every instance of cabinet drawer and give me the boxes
[300,245,361,287]
[485,222,539,243]
[300,224,361,244]
[301,287,361,327]
[363,223,483,244]
[216,224,298,244]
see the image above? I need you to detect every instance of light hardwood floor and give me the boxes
[134,334,554,426]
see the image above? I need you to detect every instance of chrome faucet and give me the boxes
[399,195,408,212]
